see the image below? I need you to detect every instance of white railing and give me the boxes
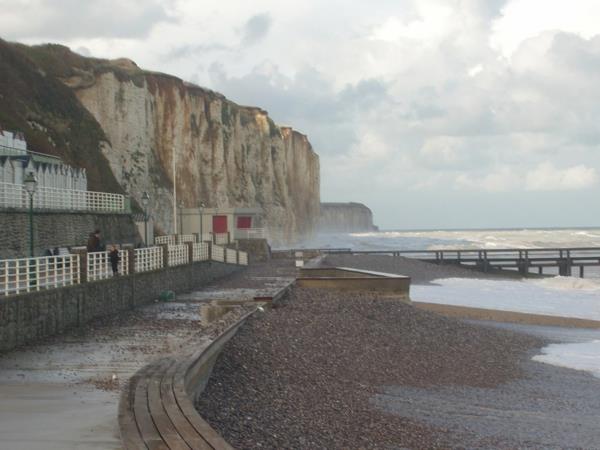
[177,234,196,244]
[234,228,266,240]
[238,251,248,266]
[134,246,163,273]
[213,233,230,245]
[211,244,225,262]
[199,233,212,243]
[87,250,129,281]
[0,143,27,157]
[192,242,210,262]
[0,182,125,212]
[168,244,189,267]
[226,248,238,264]
[155,235,176,245]
[0,254,80,296]
[0,240,250,297]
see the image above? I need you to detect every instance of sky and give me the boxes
[2,0,600,230]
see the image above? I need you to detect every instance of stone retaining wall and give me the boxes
[0,210,141,259]
[0,261,241,353]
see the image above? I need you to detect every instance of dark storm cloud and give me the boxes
[163,12,272,61]
[164,43,233,61]
[240,13,272,46]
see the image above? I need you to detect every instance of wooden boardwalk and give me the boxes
[315,247,600,278]
[119,355,234,450]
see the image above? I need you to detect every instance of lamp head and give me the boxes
[141,191,150,207]
[24,171,38,195]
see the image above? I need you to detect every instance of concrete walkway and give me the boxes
[0,260,296,450]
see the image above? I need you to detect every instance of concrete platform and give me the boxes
[297,266,411,302]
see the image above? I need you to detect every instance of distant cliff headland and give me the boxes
[319,202,378,233]
[0,39,320,241]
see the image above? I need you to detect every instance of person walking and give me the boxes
[109,245,120,276]
[87,229,102,252]
[86,232,96,252]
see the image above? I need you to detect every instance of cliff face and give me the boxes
[74,70,319,239]
[10,43,320,241]
[319,202,377,233]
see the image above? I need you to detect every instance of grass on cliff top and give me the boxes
[0,38,123,195]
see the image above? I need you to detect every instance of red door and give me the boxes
[236,216,252,229]
[212,215,228,233]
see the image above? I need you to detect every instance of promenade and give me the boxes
[0,261,295,450]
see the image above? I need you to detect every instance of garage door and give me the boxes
[212,215,228,233]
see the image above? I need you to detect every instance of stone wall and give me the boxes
[0,261,241,353]
[0,210,140,259]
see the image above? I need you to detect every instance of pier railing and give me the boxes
[308,246,600,278]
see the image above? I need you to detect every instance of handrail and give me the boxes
[311,246,600,254]
[0,143,63,161]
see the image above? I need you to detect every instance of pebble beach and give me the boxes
[196,255,600,449]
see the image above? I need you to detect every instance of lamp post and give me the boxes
[141,191,150,247]
[23,172,38,257]
[178,200,184,236]
[199,202,205,242]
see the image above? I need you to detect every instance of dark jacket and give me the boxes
[87,234,101,252]
[109,249,120,272]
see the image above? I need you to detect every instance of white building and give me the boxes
[0,129,27,152]
[0,127,87,191]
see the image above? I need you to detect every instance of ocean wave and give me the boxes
[530,276,600,291]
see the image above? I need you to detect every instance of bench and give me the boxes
[119,310,257,450]
[120,355,235,450]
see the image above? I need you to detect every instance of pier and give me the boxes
[308,247,600,278]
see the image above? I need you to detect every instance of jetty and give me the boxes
[294,247,600,278]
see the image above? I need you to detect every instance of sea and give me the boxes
[299,227,600,253]
[297,227,600,379]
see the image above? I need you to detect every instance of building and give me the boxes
[180,206,264,243]
[0,127,87,191]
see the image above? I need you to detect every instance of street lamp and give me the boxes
[178,200,184,236]
[199,202,205,242]
[23,171,38,257]
[141,191,150,247]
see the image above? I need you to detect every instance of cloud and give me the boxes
[526,163,598,191]
[6,0,600,227]
[455,163,598,192]
[239,13,272,46]
[0,0,174,39]
[455,167,520,192]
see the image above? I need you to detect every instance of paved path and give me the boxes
[0,260,295,450]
